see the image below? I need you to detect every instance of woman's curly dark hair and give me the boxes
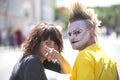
[22,22,63,55]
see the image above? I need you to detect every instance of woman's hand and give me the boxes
[44,46,59,62]
[44,45,71,74]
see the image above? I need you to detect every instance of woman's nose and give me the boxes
[48,43,54,48]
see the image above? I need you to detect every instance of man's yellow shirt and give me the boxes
[70,43,117,80]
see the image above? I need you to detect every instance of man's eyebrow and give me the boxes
[73,29,82,32]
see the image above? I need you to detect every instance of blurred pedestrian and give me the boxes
[8,32,15,47]
[115,26,120,38]
[1,28,8,46]
[67,1,119,80]
[8,27,15,47]
[9,22,70,80]
[15,28,23,47]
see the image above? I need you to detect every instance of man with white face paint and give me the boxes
[68,20,90,50]
[68,1,119,80]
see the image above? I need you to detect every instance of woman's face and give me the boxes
[68,20,90,50]
[39,38,58,58]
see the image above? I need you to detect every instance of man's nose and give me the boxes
[69,34,76,40]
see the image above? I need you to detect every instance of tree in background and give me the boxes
[94,5,120,29]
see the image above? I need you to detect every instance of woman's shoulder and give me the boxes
[24,54,39,59]
[22,54,41,64]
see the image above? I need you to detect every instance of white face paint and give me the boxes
[68,20,90,50]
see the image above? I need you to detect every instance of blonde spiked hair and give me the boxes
[69,1,101,28]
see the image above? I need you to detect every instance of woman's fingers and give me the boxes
[44,46,59,61]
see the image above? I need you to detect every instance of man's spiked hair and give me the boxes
[69,1,101,28]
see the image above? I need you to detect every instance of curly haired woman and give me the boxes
[9,22,71,80]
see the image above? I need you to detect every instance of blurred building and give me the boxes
[0,0,55,30]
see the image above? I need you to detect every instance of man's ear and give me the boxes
[89,27,95,36]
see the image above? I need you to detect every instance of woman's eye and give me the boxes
[45,41,49,45]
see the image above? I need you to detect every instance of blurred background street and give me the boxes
[0,32,120,80]
[0,0,120,80]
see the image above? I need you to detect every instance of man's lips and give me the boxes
[71,41,79,44]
